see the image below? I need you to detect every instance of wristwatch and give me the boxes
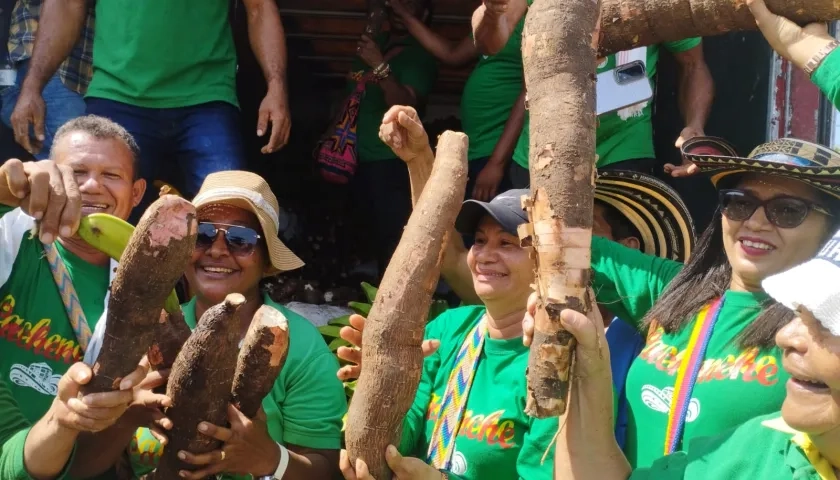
[804,39,840,78]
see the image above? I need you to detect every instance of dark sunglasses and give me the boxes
[718,189,833,229]
[196,222,262,256]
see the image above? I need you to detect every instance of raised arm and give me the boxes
[471,0,528,55]
[378,106,479,304]
[12,0,88,155]
[391,0,478,66]
[672,42,714,148]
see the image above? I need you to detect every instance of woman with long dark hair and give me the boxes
[581,136,840,468]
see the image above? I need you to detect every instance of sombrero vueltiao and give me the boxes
[681,136,840,199]
[595,170,695,262]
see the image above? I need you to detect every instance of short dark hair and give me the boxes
[596,200,642,242]
[51,115,141,179]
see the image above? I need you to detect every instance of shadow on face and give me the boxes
[53,131,145,222]
[466,215,534,309]
[184,204,269,306]
[721,175,835,290]
[777,308,840,436]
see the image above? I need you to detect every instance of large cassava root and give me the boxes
[518,0,599,418]
[345,131,468,479]
[231,305,290,417]
[598,0,840,56]
[152,294,245,479]
[84,195,197,394]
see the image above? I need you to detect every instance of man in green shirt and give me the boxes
[349,0,438,276]
[0,114,171,478]
[472,0,715,186]
[13,0,292,224]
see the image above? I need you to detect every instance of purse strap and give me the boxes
[42,242,92,352]
[426,317,486,469]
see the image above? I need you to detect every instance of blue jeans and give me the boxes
[0,60,87,160]
[85,97,246,224]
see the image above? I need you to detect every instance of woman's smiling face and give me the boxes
[185,204,268,305]
[467,215,534,308]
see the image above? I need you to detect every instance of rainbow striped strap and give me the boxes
[663,296,725,455]
[42,242,92,352]
[426,318,486,469]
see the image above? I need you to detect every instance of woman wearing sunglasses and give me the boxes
[583,136,840,469]
[89,171,347,479]
[552,224,840,480]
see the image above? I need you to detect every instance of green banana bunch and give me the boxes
[78,213,181,313]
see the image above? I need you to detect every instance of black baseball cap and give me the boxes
[455,189,529,236]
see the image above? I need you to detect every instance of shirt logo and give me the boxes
[450,450,468,475]
[640,384,701,422]
[9,362,61,396]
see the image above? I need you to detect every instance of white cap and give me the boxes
[763,230,840,335]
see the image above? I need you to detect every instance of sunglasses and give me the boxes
[196,222,262,256]
[718,189,833,229]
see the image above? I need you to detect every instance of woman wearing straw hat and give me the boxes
[87,171,347,479]
[517,135,840,469]
[334,107,696,480]
[551,223,840,479]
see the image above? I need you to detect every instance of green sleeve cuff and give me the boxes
[5,428,76,480]
[811,47,840,105]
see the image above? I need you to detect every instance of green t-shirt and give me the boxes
[0,373,77,479]
[630,413,825,480]
[591,237,788,468]
[351,34,438,162]
[128,294,346,479]
[460,14,525,161]
[0,205,109,425]
[86,0,238,109]
[812,47,840,112]
[513,39,702,170]
[397,305,557,480]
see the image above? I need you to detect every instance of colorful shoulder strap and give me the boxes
[663,296,725,454]
[42,242,92,352]
[426,317,486,470]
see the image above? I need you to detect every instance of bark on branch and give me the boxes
[519,0,600,418]
[599,0,840,57]
[345,131,469,479]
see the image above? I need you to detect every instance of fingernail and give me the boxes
[179,471,188,478]
[178,451,187,460]
[198,423,208,432]
[33,210,43,220]
[257,129,264,136]
[119,378,132,390]
[60,226,71,237]
[41,232,53,244]
[387,445,397,455]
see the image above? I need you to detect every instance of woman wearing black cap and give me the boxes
[335,106,696,480]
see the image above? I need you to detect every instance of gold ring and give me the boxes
[220,450,226,462]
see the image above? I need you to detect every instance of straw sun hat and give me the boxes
[191,171,304,274]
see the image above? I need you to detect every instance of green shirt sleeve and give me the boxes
[812,47,840,110]
[0,376,74,480]
[591,236,683,327]
[663,37,702,53]
[279,350,347,449]
[628,452,690,480]
[398,313,445,455]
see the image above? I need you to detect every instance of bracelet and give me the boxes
[373,62,391,81]
[804,39,840,78]
[256,443,289,480]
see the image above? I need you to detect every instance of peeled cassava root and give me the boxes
[518,0,600,418]
[345,131,468,479]
[83,195,197,394]
[231,305,290,417]
[152,294,245,479]
[598,0,840,56]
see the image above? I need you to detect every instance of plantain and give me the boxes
[79,213,182,313]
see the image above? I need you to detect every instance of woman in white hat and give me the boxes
[118,171,347,479]
[551,224,840,479]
